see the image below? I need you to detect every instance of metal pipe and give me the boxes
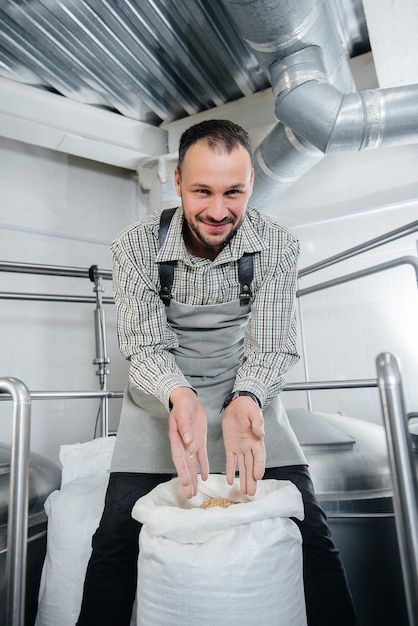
[0,381,378,397]
[0,377,31,626]
[297,256,418,298]
[90,265,111,437]
[0,390,123,401]
[220,0,418,204]
[0,292,114,304]
[0,260,112,280]
[283,378,377,391]
[376,352,418,626]
[272,49,418,153]
[298,220,418,278]
[296,281,313,410]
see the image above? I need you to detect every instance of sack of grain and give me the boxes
[132,474,307,626]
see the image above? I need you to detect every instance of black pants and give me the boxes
[76,467,358,626]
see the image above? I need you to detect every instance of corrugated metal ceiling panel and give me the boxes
[0,0,271,123]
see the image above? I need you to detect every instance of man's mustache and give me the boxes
[197,216,235,224]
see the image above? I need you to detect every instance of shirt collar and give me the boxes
[157,207,267,264]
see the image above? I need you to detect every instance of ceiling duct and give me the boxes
[220,0,418,207]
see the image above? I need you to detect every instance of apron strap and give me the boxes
[158,208,177,306]
[238,252,253,306]
[158,208,254,306]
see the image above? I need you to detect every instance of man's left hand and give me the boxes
[222,396,266,495]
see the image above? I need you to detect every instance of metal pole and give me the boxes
[90,266,110,437]
[296,279,313,411]
[283,378,377,391]
[0,292,114,304]
[0,377,31,626]
[376,352,418,626]
[0,260,112,280]
[0,390,123,401]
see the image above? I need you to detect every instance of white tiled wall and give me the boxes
[284,201,418,426]
[0,138,143,463]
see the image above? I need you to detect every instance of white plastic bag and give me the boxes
[35,437,115,626]
[132,475,307,626]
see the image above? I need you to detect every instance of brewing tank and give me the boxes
[0,442,61,626]
[287,408,413,626]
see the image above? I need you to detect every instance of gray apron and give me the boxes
[111,296,306,474]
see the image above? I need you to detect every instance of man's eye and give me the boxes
[226,189,241,195]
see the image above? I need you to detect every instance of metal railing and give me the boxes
[0,260,112,280]
[2,360,417,624]
[0,385,123,626]
[0,262,115,435]
[297,255,418,298]
[298,219,418,278]
[376,353,418,626]
[0,377,31,626]
[295,223,418,412]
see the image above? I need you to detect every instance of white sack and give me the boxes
[132,475,307,626]
[35,437,115,626]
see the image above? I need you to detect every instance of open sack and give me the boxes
[132,474,307,626]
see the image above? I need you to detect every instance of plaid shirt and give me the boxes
[111,206,300,410]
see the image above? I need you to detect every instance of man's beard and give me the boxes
[186,216,239,250]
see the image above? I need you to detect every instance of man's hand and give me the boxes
[168,387,209,499]
[222,396,265,495]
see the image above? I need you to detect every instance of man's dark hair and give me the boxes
[177,119,253,174]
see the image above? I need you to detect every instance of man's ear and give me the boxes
[174,167,181,197]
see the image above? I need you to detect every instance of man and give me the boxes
[77,119,358,625]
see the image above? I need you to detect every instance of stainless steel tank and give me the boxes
[0,442,61,626]
[287,408,412,626]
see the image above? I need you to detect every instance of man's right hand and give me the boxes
[168,387,209,499]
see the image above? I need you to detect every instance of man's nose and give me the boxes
[207,195,228,221]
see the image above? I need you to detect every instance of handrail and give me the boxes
[0,260,112,280]
[296,254,418,411]
[0,382,377,400]
[0,292,115,304]
[0,263,116,434]
[283,378,377,391]
[298,220,418,278]
[0,390,124,400]
[297,255,418,298]
[0,385,124,626]
[0,390,124,440]
[376,353,418,626]
[5,256,416,304]
[0,377,31,626]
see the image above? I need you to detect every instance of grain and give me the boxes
[199,497,237,509]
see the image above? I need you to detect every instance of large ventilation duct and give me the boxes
[220,0,418,207]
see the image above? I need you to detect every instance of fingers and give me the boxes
[251,413,265,439]
[168,412,208,498]
[197,447,209,482]
[238,451,261,496]
[225,450,237,486]
[253,444,266,481]
[227,445,265,495]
